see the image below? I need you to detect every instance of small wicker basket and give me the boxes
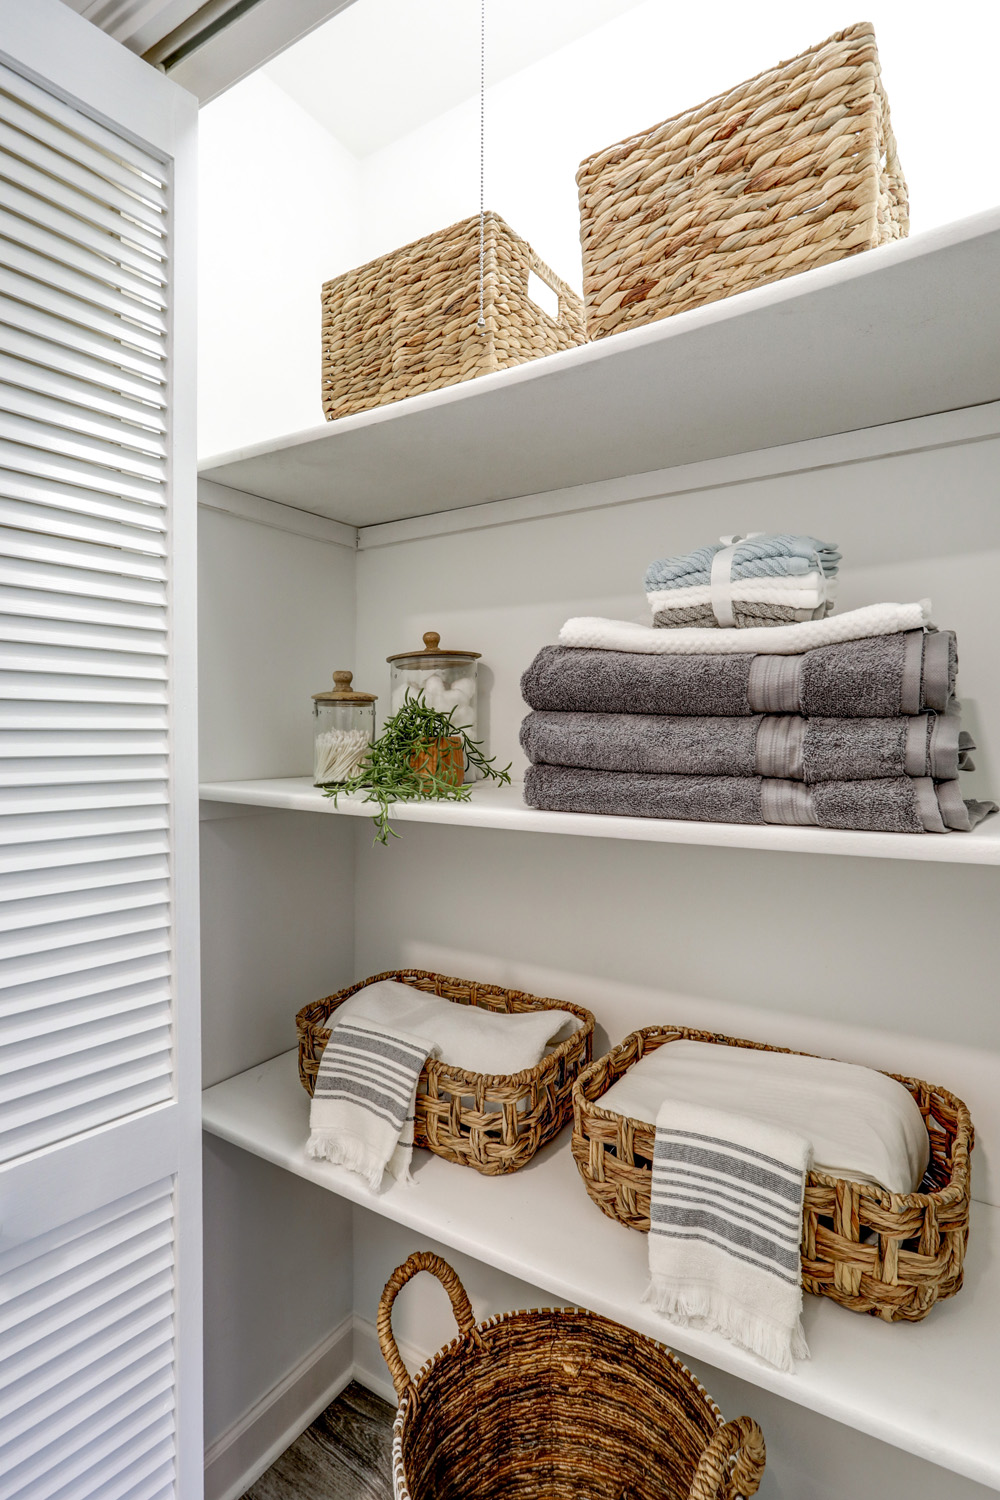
[321,213,587,420]
[379,1251,766,1500]
[576,22,908,338]
[296,969,593,1175]
[572,1026,973,1323]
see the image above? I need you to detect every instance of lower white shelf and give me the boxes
[198,777,1000,866]
[203,1050,999,1489]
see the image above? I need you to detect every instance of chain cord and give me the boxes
[477,0,486,332]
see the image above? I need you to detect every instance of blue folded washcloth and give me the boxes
[645,535,840,593]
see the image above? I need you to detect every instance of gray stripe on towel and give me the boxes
[649,1226,802,1286]
[657,1127,804,1178]
[654,1138,803,1202]
[652,1201,802,1268]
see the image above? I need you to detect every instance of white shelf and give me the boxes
[198,210,1000,526]
[203,1050,1000,1489]
[198,777,1000,866]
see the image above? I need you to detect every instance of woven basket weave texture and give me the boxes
[576,21,908,337]
[379,1251,766,1500]
[321,212,587,420]
[296,969,593,1175]
[572,1026,972,1322]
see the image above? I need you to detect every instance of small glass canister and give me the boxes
[387,632,480,778]
[312,670,376,787]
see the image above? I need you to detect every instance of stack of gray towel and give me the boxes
[520,631,996,835]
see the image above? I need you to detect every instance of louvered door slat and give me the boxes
[0,116,167,233]
[0,755,168,786]
[0,325,167,404]
[0,206,168,308]
[0,24,193,1495]
[0,976,168,1039]
[0,379,166,453]
[0,294,166,382]
[0,234,166,331]
[0,61,168,189]
[0,350,167,429]
[0,1368,173,1484]
[0,617,167,656]
[4,1391,174,1500]
[0,153,166,259]
[0,587,166,633]
[0,730,167,757]
[0,181,166,287]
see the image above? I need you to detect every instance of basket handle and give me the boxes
[527,249,571,329]
[377,1252,479,1402]
[688,1416,766,1500]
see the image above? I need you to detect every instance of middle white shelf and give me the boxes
[204,1049,999,1490]
[198,777,1000,866]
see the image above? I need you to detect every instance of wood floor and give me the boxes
[242,1382,394,1499]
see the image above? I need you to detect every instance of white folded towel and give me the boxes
[648,572,836,613]
[559,601,932,655]
[307,1017,436,1189]
[333,978,580,1075]
[646,1099,811,1372]
[599,1039,929,1194]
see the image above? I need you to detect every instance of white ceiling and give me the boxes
[264,0,648,158]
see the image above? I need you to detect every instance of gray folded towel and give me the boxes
[523,765,997,835]
[521,631,956,719]
[520,710,973,782]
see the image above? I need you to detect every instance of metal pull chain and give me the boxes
[477,0,486,332]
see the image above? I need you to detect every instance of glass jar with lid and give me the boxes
[312,670,376,787]
[387,631,480,779]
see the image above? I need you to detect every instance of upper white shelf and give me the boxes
[198,777,1000,866]
[203,1050,1000,1489]
[198,209,1000,527]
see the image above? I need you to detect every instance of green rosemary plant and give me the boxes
[324,690,511,845]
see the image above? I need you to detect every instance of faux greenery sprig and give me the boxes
[324,690,511,845]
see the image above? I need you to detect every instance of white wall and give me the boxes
[197,413,1000,1498]
[358,1,1000,293]
[198,2,1000,454]
[197,73,361,458]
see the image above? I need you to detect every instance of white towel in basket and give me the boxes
[307,1017,437,1190]
[646,1098,811,1372]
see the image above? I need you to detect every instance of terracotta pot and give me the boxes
[409,736,464,787]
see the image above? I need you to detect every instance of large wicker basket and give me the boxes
[296,969,593,1175]
[379,1252,766,1500]
[572,1026,973,1323]
[576,22,908,338]
[321,213,587,420]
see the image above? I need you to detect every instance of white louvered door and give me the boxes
[0,4,200,1497]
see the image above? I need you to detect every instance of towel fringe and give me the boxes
[307,1129,386,1191]
[643,1276,809,1373]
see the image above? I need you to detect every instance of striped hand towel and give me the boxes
[306,1018,436,1190]
[645,1099,811,1372]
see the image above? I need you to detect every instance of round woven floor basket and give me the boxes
[378,1252,765,1500]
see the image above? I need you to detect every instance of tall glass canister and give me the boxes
[312,670,376,787]
[386,632,480,779]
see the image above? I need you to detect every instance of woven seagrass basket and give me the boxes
[572,1026,973,1322]
[576,21,908,338]
[321,213,586,420]
[379,1252,766,1500]
[296,969,593,1175]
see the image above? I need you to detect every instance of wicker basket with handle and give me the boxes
[321,212,586,420]
[296,969,594,1175]
[572,1026,973,1322]
[576,22,908,339]
[378,1251,766,1500]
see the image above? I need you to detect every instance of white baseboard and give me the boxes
[351,1314,426,1410]
[204,1314,355,1500]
